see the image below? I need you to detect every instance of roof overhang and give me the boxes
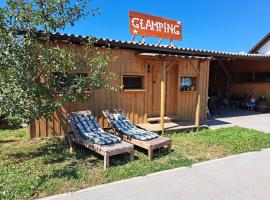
[36,31,270,61]
[138,53,212,60]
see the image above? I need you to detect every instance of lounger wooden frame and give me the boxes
[102,110,172,161]
[66,111,134,170]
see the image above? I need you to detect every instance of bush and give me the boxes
[0,115,24,129]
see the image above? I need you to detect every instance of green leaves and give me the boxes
[3,0,96,32]
[0,1,113,126]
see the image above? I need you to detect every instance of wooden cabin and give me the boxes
[30,32,270,138]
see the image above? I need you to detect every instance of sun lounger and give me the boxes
[103,110,171,161]
[66,110,134,169]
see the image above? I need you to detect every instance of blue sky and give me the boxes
[1,0,269,52]
[63,0,270,53]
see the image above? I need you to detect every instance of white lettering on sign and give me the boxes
[131,19,181,35]
[131,18,139,29]
[129,11,182,40]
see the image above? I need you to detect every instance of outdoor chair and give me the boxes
[103,109,171,161]
[66,110,134,170]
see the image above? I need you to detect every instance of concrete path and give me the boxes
[203,109,270,132]
[41,149,270,200]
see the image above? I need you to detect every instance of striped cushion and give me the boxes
[107,111,159,141]
[71,112,121,145]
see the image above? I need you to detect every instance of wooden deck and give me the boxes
[137,120,208,133]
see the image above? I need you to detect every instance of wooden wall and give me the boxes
[30,46,210,138]
[230,60,270,100]
[166,64,178,116]
[176,59,209,120]
[30,48,148,138]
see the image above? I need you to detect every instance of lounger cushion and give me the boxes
[71,112,121,145]
[107,111,159,141]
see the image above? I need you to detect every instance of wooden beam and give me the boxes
[160,61,166,135]
[169,39,174,47]
[141,36,145,44]
[156,38,163,46]
[218,59,231,99]
[188,59,200,75]
[218,60,231,80]
[166,58,178,72]
[195,94,201,131]
[131,34,136,42]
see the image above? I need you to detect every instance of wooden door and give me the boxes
[147,61,161,117]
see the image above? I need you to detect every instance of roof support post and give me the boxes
[160,60,166,135]
[195,94,201,132]
[195,61,201,131]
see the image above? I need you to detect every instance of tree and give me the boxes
[0,0,115,126]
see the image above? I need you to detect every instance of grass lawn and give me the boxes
[1,127,270,200]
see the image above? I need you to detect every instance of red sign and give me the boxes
[129,11,182,40]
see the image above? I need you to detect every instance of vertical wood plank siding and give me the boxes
[176,59,209,121]
[230,60,270,101]
[30,46,210,138]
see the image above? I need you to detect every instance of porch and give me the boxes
[137,120,208,134]
[140,53,211,134]
[138,108,270,134]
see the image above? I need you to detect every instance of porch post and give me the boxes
[160,60,166,135]
[195,94,201,131]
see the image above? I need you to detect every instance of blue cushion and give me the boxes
[71,112,121,145]
[107,111,159,141]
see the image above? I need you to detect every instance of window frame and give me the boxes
[254,72,270,83]
[179,76,197,92]
[233,71,270,83]
[233,72,254,83]
[122,74,145,91]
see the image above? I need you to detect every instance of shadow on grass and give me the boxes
[154,147,174,159]
[135,146,173,158]
[7,138,101,167]
[22,163,84,196]
[7,138,132,169]
[109,153,137,167]
[49,164,80,180]
[0,139,20,144]
[109,147,175,168]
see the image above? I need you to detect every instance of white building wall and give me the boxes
[258,40,270,55]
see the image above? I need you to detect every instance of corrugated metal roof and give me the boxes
[38,31,270,60]
[138,53,211,60]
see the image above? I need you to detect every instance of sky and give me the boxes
[62,0,270,53]
[1,0,270,53]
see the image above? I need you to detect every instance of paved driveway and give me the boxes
[203,109,270,133]
[41,149,270,200]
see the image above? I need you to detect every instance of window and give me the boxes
[123,75,144,90]
[180,77,196,91]
[255,72,270,82]
[233,73,253,83]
